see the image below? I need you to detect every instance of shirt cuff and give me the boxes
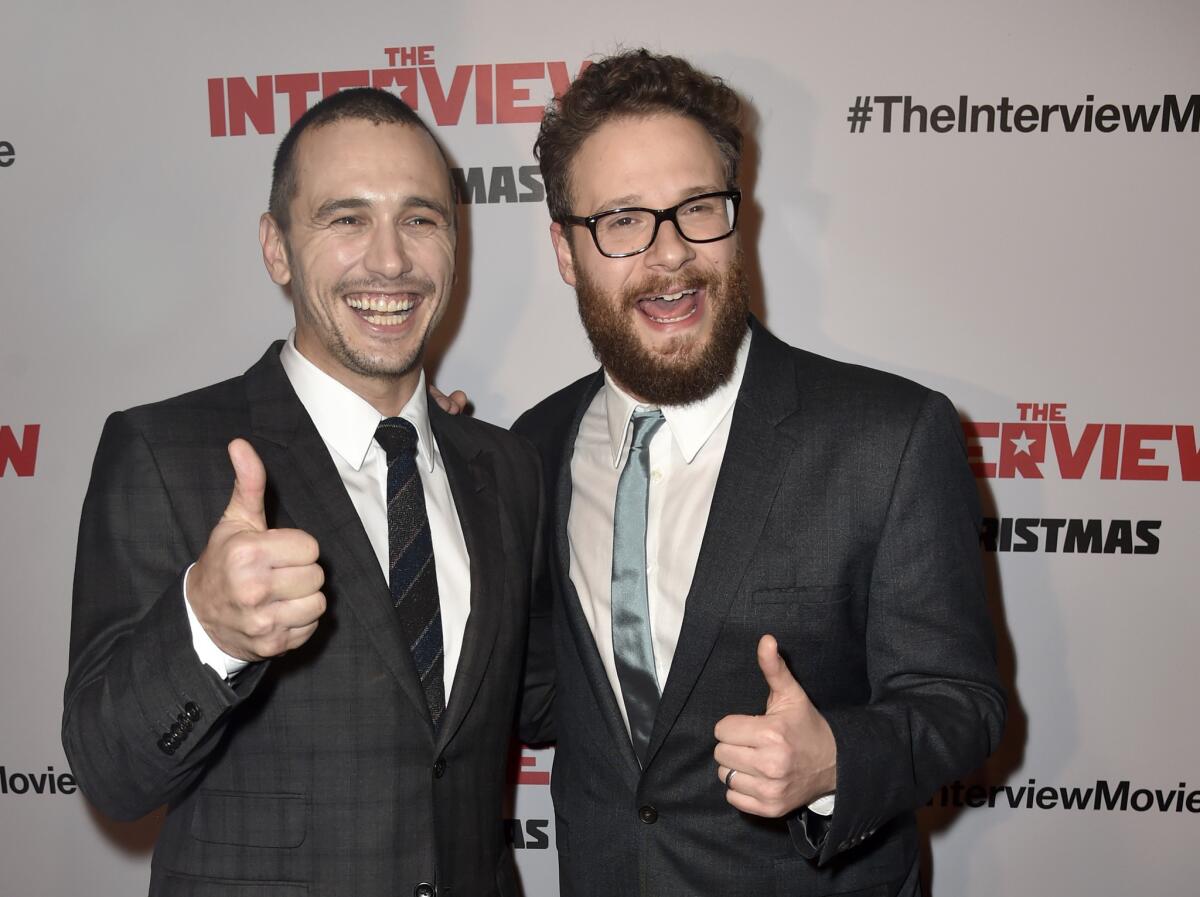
[183,562,250,680]
[808,794,836,816]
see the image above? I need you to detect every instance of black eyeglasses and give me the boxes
[561,190,741,258]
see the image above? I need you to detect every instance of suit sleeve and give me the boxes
[61,411,266,821]
[797,390,1005,863]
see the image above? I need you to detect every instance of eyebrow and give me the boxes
[408,195,452,221]
[313,195,452,221]
[590,185,726,215]
[313,197,370,219]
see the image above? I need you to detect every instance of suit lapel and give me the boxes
[643,323,802,768]
[242,346,434,729]
[429,407,504,751]
[555,373,644,779]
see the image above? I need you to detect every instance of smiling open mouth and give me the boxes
[636,288,699,324]
[345,294,421,326]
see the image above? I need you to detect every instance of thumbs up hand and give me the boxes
[222,437,270,532]
[713,634,837,817]
[186,439,326,662]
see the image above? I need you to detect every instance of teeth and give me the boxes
[650,288,696,303]
[346,295,417,312]
[647,304,699,324]
[363,312,413,325]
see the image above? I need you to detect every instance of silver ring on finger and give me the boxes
[725,768,738,789]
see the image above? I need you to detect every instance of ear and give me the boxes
[549,221,577,287]
[259,213,292,286]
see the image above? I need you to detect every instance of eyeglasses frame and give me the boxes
[560,189,742,259]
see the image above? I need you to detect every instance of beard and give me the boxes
[574,249,750,406]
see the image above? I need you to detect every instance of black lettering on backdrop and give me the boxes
[0,766,77,795]
[980,517,1161,554]
[929,778,1200,813]
[452,165,545,205]
[504,818,551,849]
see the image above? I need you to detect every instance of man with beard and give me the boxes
[512,51,1005,896]
[62,88,547,896]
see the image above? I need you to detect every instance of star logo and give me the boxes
[1010,432,1037,456]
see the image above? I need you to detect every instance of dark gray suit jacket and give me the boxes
[513,319,1005,897]
[63,344,546,897]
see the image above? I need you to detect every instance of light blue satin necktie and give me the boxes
[611,408,666,767]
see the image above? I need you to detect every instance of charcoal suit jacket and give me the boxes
[512,318,1005,897]
[63,343,546,897]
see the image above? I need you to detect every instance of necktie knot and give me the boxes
[629,409,665,452]
[375,417,419,462]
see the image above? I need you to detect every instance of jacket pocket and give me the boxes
[752,585,851,614]
[188,790,307,848]
[163,873,308,896]
[772,857,895,897]
[773,827,915,897]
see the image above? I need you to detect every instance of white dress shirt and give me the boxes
[566,328,834,815]
[567,330,750,724]
[186,334,471,699]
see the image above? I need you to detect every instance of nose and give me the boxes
[363,223,412,279]
[643,218,695,272]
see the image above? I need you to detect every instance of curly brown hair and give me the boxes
[534,49,743,223]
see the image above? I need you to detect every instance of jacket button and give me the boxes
[414,883,435,897]
[638,805,658,824]
[157,736,175,755]
[432,757,447,778]
[183,702,202,722]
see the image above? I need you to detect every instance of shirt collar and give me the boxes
[279,332,436,473]
[603,327,752,467]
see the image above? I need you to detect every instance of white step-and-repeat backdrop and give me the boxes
[2,1,1196,893]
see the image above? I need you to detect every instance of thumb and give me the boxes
[224,438,268,531]
[757,634,803,704]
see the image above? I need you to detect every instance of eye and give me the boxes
[402,211,448,234]
[330,214,363,227]
[680,198,717,217]
[598,213,647,232]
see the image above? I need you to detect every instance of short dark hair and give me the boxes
[534,49,743,223]
[268,87,452,233]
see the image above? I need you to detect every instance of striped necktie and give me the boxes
[375,417,445,725]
